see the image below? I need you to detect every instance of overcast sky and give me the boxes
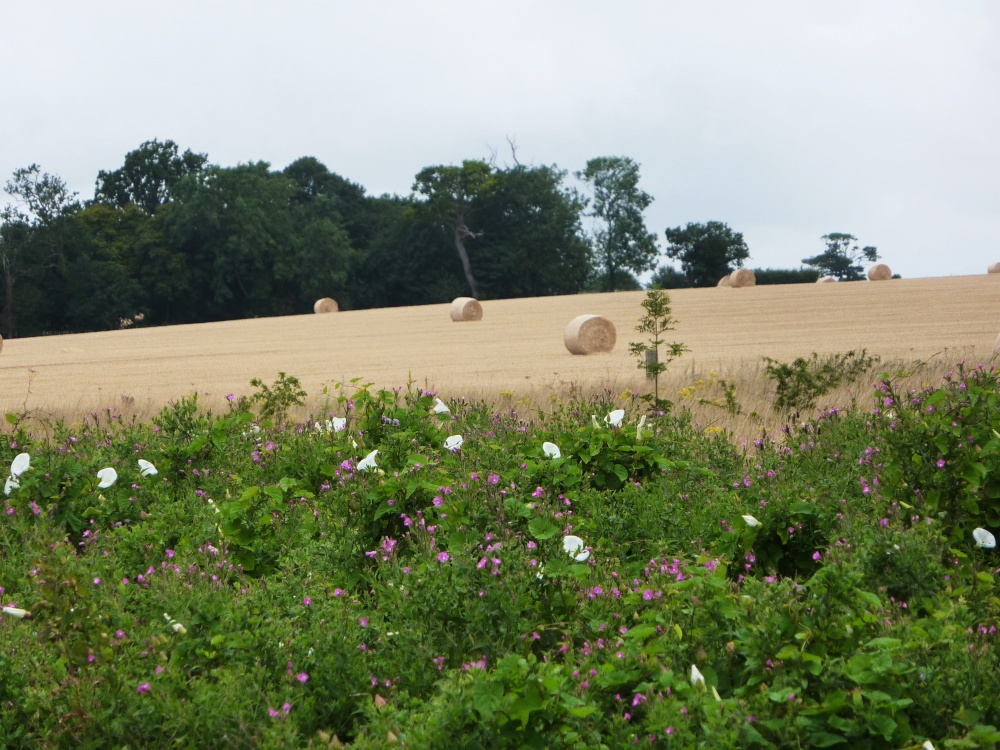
[3,1,998,280]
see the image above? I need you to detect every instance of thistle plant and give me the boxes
[629,289,687,408]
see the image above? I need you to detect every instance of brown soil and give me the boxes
[1,275,997,421]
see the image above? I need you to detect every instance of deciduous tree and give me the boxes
[576,156,658,292]
[663,221,749,287]
[801,233,879,281]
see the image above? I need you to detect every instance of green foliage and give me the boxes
[802,233,880,281]
[763,350,880,414]
[576,156,658,292]
[248,372,307,425]
[3,361,1000,747]
[628,289,687,407]
[876,363,1000,548]
[663,220,750,288]
[752,267,822,285]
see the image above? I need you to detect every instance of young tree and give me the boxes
[576,156,658,292]
[663,221,750,287]
[413,161,495,299]
[801,233,879,281]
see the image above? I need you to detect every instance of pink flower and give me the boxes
[137,682,151,694]
[296,672,309,683]
[333,588,344,597]
[812,551,821,561]
[303,597,311,606]
[437,552,450,563]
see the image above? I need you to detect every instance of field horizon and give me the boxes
[0,274,997,422]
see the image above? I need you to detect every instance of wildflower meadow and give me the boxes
[1,363,999,748]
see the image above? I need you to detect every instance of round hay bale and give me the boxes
[988,262,1000,274]
[717,275,732,287]
[564,314,616,355]
[313,298,339,314]
[816,276,838,284]
[449,297,483,322]
[867,264,892,281]
[729,268,756,288]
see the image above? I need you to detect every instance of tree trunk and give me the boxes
[453,227,479,299]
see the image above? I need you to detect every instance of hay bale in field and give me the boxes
[717,275,732,287]
[564,314,616,355]
[449,297,483,322]
[313,298,339,314]
[729,268,756,288]
[816,276,837,284]
[988,262,1000,274]
[867,264,892,281]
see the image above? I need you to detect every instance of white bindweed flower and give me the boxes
[2,606,28,618]
[690,664,706,689]
[922,742,935,750]
[331,417,347,432]
[605,409,625,428]
[433,398,450,415]
[591,415,600,429]
[542,442,561,459]
[973,527,996,549]
[357,449,379,472]
[138,459,158,477]
[742,515,760,527]
[444,435,464,452]
[562,535,590,562]
[636,415,647,442]
[97,467,118,489]
[164,612,187,634]
[4,476,19,496]
[10,453,30,478]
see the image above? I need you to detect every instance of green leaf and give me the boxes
[528,517,559,540]
[4,413,18,425]
[809,732,847,747]
[869,714,897,742]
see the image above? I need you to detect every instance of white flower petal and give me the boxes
[973,527,996,549]
[138,459,158,477]
[10,453,30,478]
[562,535,590,562]
[605,409,625,428]
[690,664,705,688]
[922,742,936,750]
[357,449,379,472]
[444,435,464,452]
[433,398,450,414]
[1,606,28,618]
[542,442,561,459]
[331,417,347,432]
[742,515,760,527]
[4,476,19,496]
[97,467,118,489]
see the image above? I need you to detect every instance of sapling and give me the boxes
[629,289,688,408]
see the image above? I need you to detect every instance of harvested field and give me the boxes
[0,275,998,421]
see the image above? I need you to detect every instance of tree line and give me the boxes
[0,139,878,337]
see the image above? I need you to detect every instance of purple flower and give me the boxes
[296,672,309,683]
[137,682,151,694]
[437,551,450,563]
[812,551,821,561]
[937,459,946,468]
[303,597,311,606]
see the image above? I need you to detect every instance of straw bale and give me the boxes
[449,297,483,322]
[729,268,756,288]
[867,264,892,281]
[988,262,1000,274]
[816,276,837,283]
[717,275,732,287]
[564,314,616,355]
[314,298,339,314]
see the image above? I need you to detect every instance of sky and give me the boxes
[2,1,998,280]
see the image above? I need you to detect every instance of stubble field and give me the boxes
[0,274,997,423]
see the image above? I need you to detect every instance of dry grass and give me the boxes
[0,275,997,428]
